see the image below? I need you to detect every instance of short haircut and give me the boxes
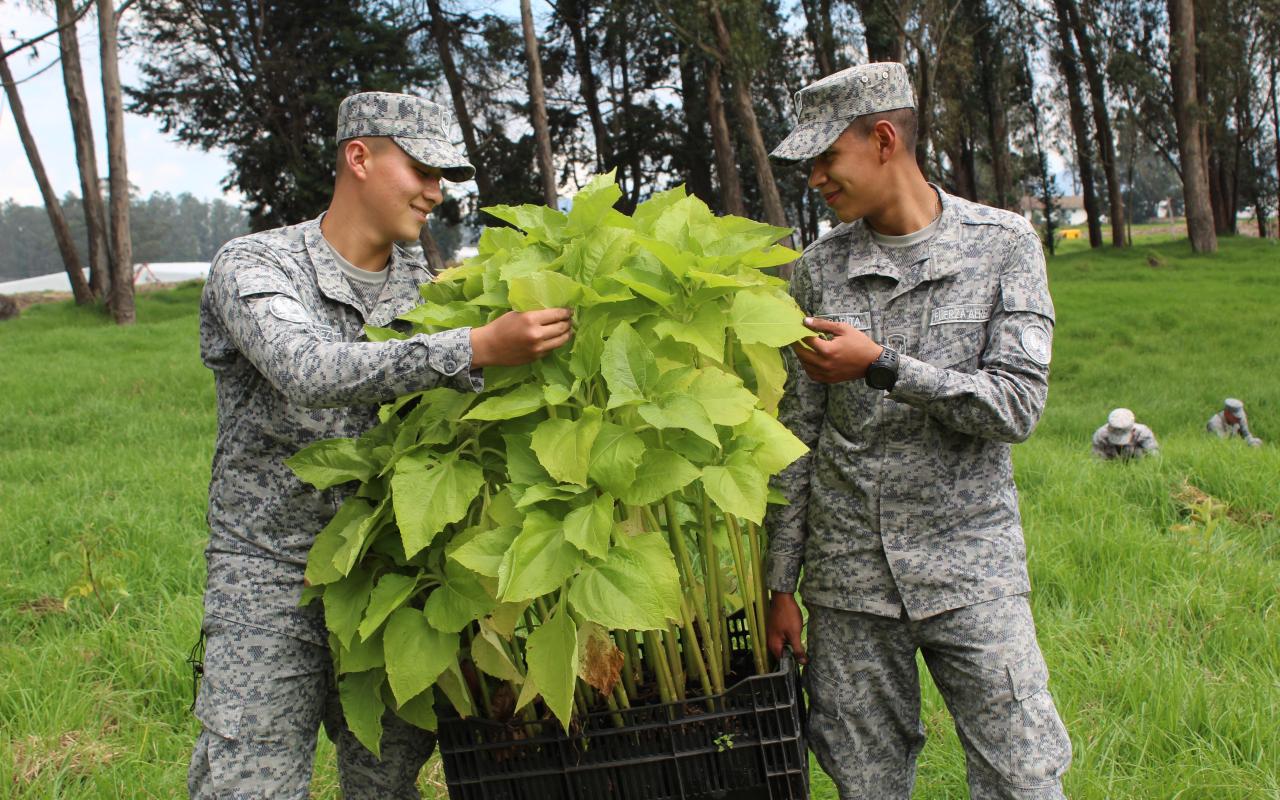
[335,136,392,176]
[849,108,917,155]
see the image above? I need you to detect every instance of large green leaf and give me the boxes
[462,383,546,421]
[393,687,438,731]
[306,498,373,586]
[588,423,647,497]
[563,493,615,560]
[700,453,769,524]
[638,395,720,448]
[651,303,727,362]
[569,314,608,380]
[484,203,567,242]
[338,628,385,674]
[358,572,419,642]
[435,659,476,718]
[741,342,786,413]
[423,561,496,633]
[729,290,813,347]
[508,270,585,311]
[497,510,582,602]
[688,368,758,427]
[620,450,700,506]
[472,624,524,683]
[398,300,486,330]
[324,567,374,649]
[736,410,809,475]
[516,605,577,729]
[568,546,673,630]
[446,525,520,578]
[615,532,682,621]
[338,668,386,757]
[567,171,623,233]
[391,452,485,558]
[600,322,657,408]
[530,407,603,487]
[382,607,458,705]
[286,438,375,490]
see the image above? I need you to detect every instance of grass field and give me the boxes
[1,235,1277,798]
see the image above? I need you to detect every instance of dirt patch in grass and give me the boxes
[15,596,66,617]
[10,728,122,788]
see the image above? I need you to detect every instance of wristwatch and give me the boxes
[865,346,899,391]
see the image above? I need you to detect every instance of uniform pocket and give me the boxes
[804,664,844,722]
[920,325,985,371]
[1005,651,1071,786]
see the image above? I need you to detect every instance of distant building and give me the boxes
[1019,195,1090,227]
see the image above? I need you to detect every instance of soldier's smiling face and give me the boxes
[363,140,444,242]
[807,126,884,223]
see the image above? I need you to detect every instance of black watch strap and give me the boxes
[866,346,899,391]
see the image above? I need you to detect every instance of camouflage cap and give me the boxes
[1106,407,1136,444]
[337,92,475,182]
[1224,398,1244,414]
[770,62,916,163]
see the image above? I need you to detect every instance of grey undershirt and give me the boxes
[322,236,389,313]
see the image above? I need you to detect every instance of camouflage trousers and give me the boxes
[188,616,435,799]
[805,594,1070,799]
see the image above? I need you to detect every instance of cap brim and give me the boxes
[769,119,850,163]
[1106,430,1132,444]
[394,136,475,182]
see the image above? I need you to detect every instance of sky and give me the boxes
[1,4,239,206]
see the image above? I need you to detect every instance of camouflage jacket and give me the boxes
[764,189,1055,621]
[1091,423,1159,459]
[199,216,480,644]
[1205,411,1253,441]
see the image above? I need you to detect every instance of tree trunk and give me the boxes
[852,0,905,62]
[799,0,832,77]
[1052,0,1103,247]
[419,224,446,274]
[560,0,610,171]
[98,0,135,324]
[1,52,93,304]
[706,60,745,217]
[1167,0,1217,252]
[521,0,558,207]
[426,0,495,206]
[677,47,715,205]
[1271,54,1279,237]
[709,1,788,235]
[973,9,1011,209]
[57,0,112,299]
[1064,0,1126,246]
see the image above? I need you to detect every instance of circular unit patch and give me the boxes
[1020,324,1052,366]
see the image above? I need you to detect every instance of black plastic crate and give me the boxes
[438,615,809,800]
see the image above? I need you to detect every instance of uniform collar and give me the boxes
[305,214,425,327]
[844,184,964,299]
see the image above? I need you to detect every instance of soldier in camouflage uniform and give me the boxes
[1091,407,1160,460]
[190,91,572,799]
[763,64,1071,799]
[1206,398,1262,446]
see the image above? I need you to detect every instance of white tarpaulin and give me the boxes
[0,262,210,294]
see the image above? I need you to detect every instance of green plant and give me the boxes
[51,524,129,617]
[287,173,811,755]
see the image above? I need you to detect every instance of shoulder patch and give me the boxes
[1020,324,1052,366]
[268,295,311,325]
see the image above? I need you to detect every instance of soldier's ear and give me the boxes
[341,138,374,180]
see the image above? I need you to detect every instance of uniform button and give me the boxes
[444,359,457,371]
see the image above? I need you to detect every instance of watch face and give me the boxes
[867,365,893,390]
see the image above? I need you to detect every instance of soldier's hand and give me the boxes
[471,308,573,367]
[766,591,808,665]
[791,316,884,384]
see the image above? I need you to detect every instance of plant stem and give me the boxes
[700,494,728,682]
[642,629,676,705]
[679,594,716,705]
[725,513,767,675]
[662,625,686,699]
[746,522,769,658]
[663,495,724,694]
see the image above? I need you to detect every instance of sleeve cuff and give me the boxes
[420,327,484,393]
[887,354,945,406]
[765,556,801,594]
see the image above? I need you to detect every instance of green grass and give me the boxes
[2,236,1278,798]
